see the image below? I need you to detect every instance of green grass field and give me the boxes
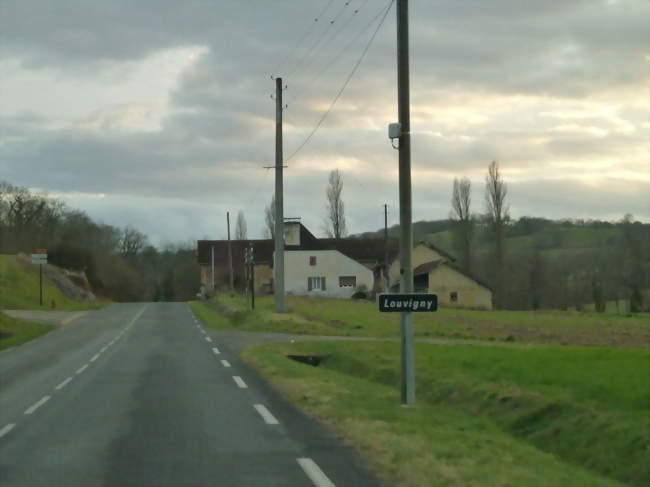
[243,340,649,487]
[0,254,108,311]
[190,294,650,347]
[0,312,54,350]
[190,293,649,485]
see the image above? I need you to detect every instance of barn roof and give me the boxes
[414,259,492,291]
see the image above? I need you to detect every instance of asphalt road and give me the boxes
[0,302,382,487]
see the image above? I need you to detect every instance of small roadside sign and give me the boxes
[378,293,438,312]
[31,253,47,264]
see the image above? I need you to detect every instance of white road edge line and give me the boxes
[90,353,100,362]
[232,376,247,388]
[253,404,279,425]
[297,458,336,487]
[201,330,206,334]
[76,364,88,374]
[212,347,220,355]
[0,423,16,438]
[220,360,231,367]
[205,337,212,343]
[55,377,73,390]
[100,346,108,353]
[24,396,51,415]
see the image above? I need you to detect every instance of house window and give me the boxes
[450,291,458,302]
[308,276,326,291]
[309,256,317,266]
[339,276,356,287]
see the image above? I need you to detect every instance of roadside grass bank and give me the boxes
[190,294,650,347]
[0,313,54,350]
[243,340,648,487]
[0,254,109,311]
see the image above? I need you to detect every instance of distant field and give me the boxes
[244,340,648,486]
[0,312,54,350]
[0,254,108,311]
[190,294,650,348]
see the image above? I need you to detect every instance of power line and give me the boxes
[287,0,384,109]
[271,0,336,78]
[286,0,355,81]
[286,0,370,104]
[285,0,394,163]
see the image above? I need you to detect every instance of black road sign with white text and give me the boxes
[378,293,437,312]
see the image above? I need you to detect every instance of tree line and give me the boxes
[448,162,648,312]
[0,181,199,302]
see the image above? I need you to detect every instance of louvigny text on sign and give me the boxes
[378,293,438,312]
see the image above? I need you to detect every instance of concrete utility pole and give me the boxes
[384,204,390,292]
[397,0,415,405]
[211,245,215,291]
[227,212,234,291]
[274,77,285,312]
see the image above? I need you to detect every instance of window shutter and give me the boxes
[308,277,312,291]
[322,276,326,290]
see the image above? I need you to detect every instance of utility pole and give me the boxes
[39,263,43,306]
[274,76,285,312]
[384,204,390,292]
[246,243,255,310]
[397,0,415,405]
[211,245,215,291]
[227,212,234,291]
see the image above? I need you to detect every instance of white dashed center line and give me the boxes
[100,346,108,353]
[90,353,100,362]
[220,360,231,368]
[0,423,16,438]
[253,404,279,425]
[212,347,220,355]
[76,364,88,374]
[297,458,336,487]
[205,336,212,343]
[232,376,248,388]
[55,377,73,390]
[24,396,51,415]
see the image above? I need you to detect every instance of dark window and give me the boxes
[309,256,316,266]
[450,291,458,302]
[339,276,356,287]
[308,276,322,290]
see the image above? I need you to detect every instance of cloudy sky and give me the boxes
[1,0,648,245]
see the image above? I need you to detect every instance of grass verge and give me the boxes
[0,312,54,351]
[242,340,648,487]
[190,294,650,347]
[0,254,109,311]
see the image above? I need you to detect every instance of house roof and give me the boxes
[197,223,400,268]
[419,241,456,262]
[413,259,492,291]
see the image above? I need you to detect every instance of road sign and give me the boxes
[31,253,47,264]
[378,293,437,312]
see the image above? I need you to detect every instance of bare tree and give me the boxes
[324,169,347,239]
[450,177,474,273]
[264,194,275,239]
[485,161,509,308]
[120,226,148,256]
[235,210,247,240]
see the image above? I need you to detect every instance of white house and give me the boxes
[282,249,374,298]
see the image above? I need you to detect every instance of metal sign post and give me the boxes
[31,249,47,306]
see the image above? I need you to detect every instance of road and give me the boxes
[0,303,382,486]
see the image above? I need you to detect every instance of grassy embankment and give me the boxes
[0,254,108,311]
[0,312,54,350]
[189,294,650,347]
[243,341,649,487]
[189,294,649,486]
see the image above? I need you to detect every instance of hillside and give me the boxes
[0,254,108,311]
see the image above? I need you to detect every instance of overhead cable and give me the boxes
[285,0,395,163]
